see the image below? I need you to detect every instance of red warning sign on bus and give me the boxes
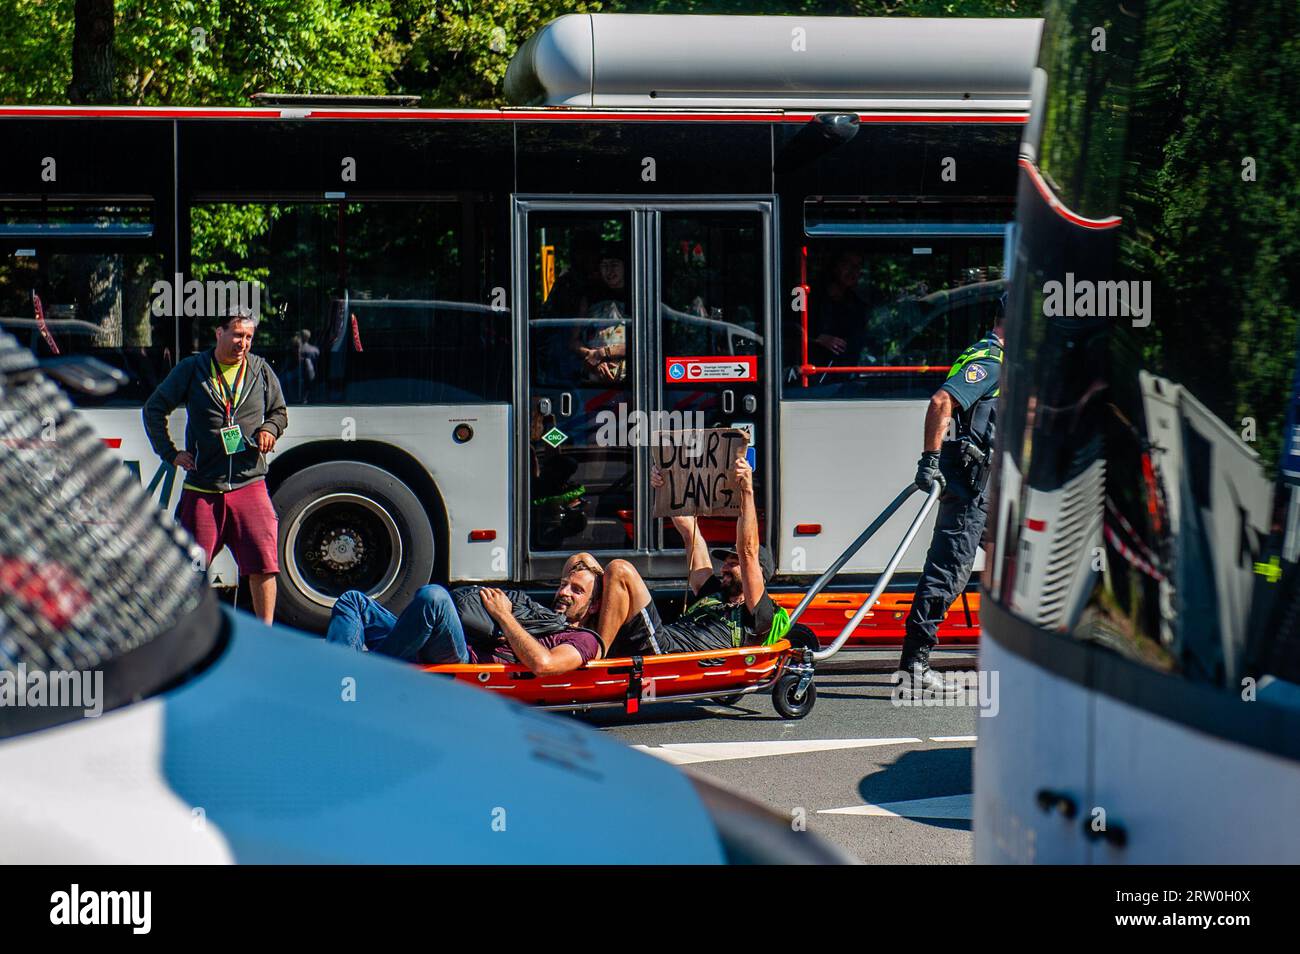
[665,355,757,383]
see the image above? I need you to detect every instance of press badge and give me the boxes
[219,424,246,454]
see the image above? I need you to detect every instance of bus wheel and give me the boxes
[273,462,436,632]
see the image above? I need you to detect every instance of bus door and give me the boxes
[516,200,774,582]
[649,206,773,568]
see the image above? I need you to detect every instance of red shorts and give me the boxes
[177,481,280,576]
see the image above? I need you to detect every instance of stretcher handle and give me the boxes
[807,482,942,663]
[785,483,919,630]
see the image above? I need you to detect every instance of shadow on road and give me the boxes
[856,746,973,831]
[567,673,919,727]
[810,675,901,702]
[566,696,779,728]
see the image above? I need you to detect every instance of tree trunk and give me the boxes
[67,0,121,348]
[67,0,115,104]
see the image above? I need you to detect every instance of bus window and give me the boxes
[526,212,635,552]
[0,245,172,406]
[189,198,507,405]
[657,210,767,550]
[785,234,1006,400]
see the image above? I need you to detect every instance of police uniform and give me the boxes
[899,330,1003,673]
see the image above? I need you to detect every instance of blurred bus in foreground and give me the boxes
[976,0,1300,863]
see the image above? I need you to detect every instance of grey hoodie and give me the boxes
[142,349,288,493]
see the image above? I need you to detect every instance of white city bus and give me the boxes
[0,14,1040,633]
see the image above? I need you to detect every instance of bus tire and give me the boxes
[273,461,436,633]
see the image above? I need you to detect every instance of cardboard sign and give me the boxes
[652,427,748,517]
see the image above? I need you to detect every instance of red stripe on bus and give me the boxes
[1018,158,1122,230]
[0,106,1028,125]
[101,438,122,449]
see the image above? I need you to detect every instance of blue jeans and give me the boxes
[325,585,469,664]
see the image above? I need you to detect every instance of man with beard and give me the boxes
[577,456,777,657]
[324,560,604,676]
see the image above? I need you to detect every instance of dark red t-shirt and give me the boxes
[468,628,602,667]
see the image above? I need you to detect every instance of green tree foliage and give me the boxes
[0,0,77,103]
[1030,0,1297,467]
[1122,0,1299,466]
[390,0,607,106]
[0,0,402,105]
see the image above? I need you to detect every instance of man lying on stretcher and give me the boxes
[323,562,605,676]
[324,456,777,669]
[572,455,779,658]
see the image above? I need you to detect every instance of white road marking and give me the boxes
[632,737,921,766]
[929,736,977,743]
[818,794,973,820]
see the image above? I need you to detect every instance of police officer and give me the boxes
[896,303,1004,697]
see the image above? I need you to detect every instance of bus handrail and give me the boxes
[782,481,941,662]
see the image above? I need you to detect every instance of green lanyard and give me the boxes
[212,357,247,426]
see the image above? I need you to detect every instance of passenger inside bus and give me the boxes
[791,240,1006,400]
[809,247,871,368]
[571,245,628,384]
[544,230,604,319]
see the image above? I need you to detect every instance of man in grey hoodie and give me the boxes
[143,310,288,623]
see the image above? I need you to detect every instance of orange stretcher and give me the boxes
[423,483,944,720]
[423,640,800,715]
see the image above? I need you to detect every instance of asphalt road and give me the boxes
[570,660,985,864]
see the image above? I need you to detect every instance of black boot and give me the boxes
[895,640,962,699]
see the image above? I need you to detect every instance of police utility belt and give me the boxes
[941,435,991,495]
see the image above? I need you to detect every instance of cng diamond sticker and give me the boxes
[541,427,569,448]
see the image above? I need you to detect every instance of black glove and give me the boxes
[915,451,944,493]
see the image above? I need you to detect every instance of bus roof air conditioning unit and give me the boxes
[504,14,1042,113]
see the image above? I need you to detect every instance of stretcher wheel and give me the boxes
[772,672,816,719]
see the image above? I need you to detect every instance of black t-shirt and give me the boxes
[659,576,777,653]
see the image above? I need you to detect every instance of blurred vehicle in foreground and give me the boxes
[0,331,848,863]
